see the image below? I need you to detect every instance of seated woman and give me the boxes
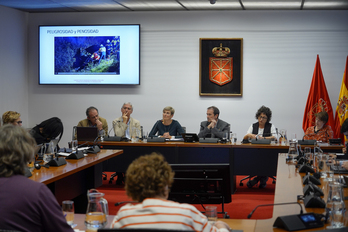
[111,152,231,232]
[303,111,333,143]
[243,105,276,189]
[149,106,184,139]
[2,111,22,126]
[0,125,74,232]
[30,117,64,145]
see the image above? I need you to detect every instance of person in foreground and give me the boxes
[76,106,108,138]
[243,105,276,189]
[2,111,22,126]
[149,106,184,139]
[0,124,74,232]
[113,102,141,139]
[303,111,333,143]
[111,153,231,232]
[198,106,230,139]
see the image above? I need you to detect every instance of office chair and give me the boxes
[239,175,276,187]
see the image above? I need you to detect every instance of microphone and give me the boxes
[247,202,303,219]
[107,125,115,137]
[86,135,100,154]
[276,128,279,143]
[104,121,123,141]
[299,133,317,145]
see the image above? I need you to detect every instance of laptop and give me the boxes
[182,133,199,142]
[76,127,98,141]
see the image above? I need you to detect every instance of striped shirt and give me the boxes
[111,198,229,232]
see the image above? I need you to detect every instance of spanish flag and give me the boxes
[302,55,335,132]
[334,56,348,142]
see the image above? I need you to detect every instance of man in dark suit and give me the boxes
[198,106,230,139]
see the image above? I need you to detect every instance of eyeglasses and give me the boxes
[259,116,267,120]
[17,121,22,125]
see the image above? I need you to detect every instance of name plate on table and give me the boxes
[298,140,316,145]
[251,139,271,144]
[147,137,166,142]
[199,138,219,143]
[104,136,123,141]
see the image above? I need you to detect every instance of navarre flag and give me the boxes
[302,55,335,132]
[334,56,348,142]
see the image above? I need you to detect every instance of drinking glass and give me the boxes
[279,129,287,145]
[319,154,329,178]
[327,201,346,229]
[205,206,217,225]
[71,140,78,151]
[131,127,140,143]
[231,133,237,143]
[304,147,312,165]
[143,131,148,142]
[291,133,297,142]
[27,161,35,173]
[62,200,76,228]
[43,142,54,164]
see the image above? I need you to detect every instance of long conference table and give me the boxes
[99,140,343,193]
[29,149,123,212]
[74,153,343,232]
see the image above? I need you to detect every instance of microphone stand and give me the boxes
[247,202,303,219]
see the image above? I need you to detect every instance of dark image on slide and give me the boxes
[54,36,120,75]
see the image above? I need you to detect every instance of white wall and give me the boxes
[0,5,28,124]
[25,10,348,147]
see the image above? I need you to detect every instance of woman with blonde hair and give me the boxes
[149,106,184,139]
[2,111,22,126]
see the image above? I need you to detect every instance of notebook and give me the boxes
[76,127,98,141]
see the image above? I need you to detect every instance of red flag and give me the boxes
[302,55,335,133]
[333,56,348,142]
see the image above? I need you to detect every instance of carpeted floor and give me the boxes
[97,173,275,219]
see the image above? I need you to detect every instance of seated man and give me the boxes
[113,102,141,139]
[198,106,230,139]
[111,152,231,232]
[76,106,108,139]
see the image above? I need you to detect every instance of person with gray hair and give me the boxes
[0,124,74,232]
[198,106,230,139]
[113,102,141,139]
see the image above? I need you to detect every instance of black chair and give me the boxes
[239,175,276,186]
